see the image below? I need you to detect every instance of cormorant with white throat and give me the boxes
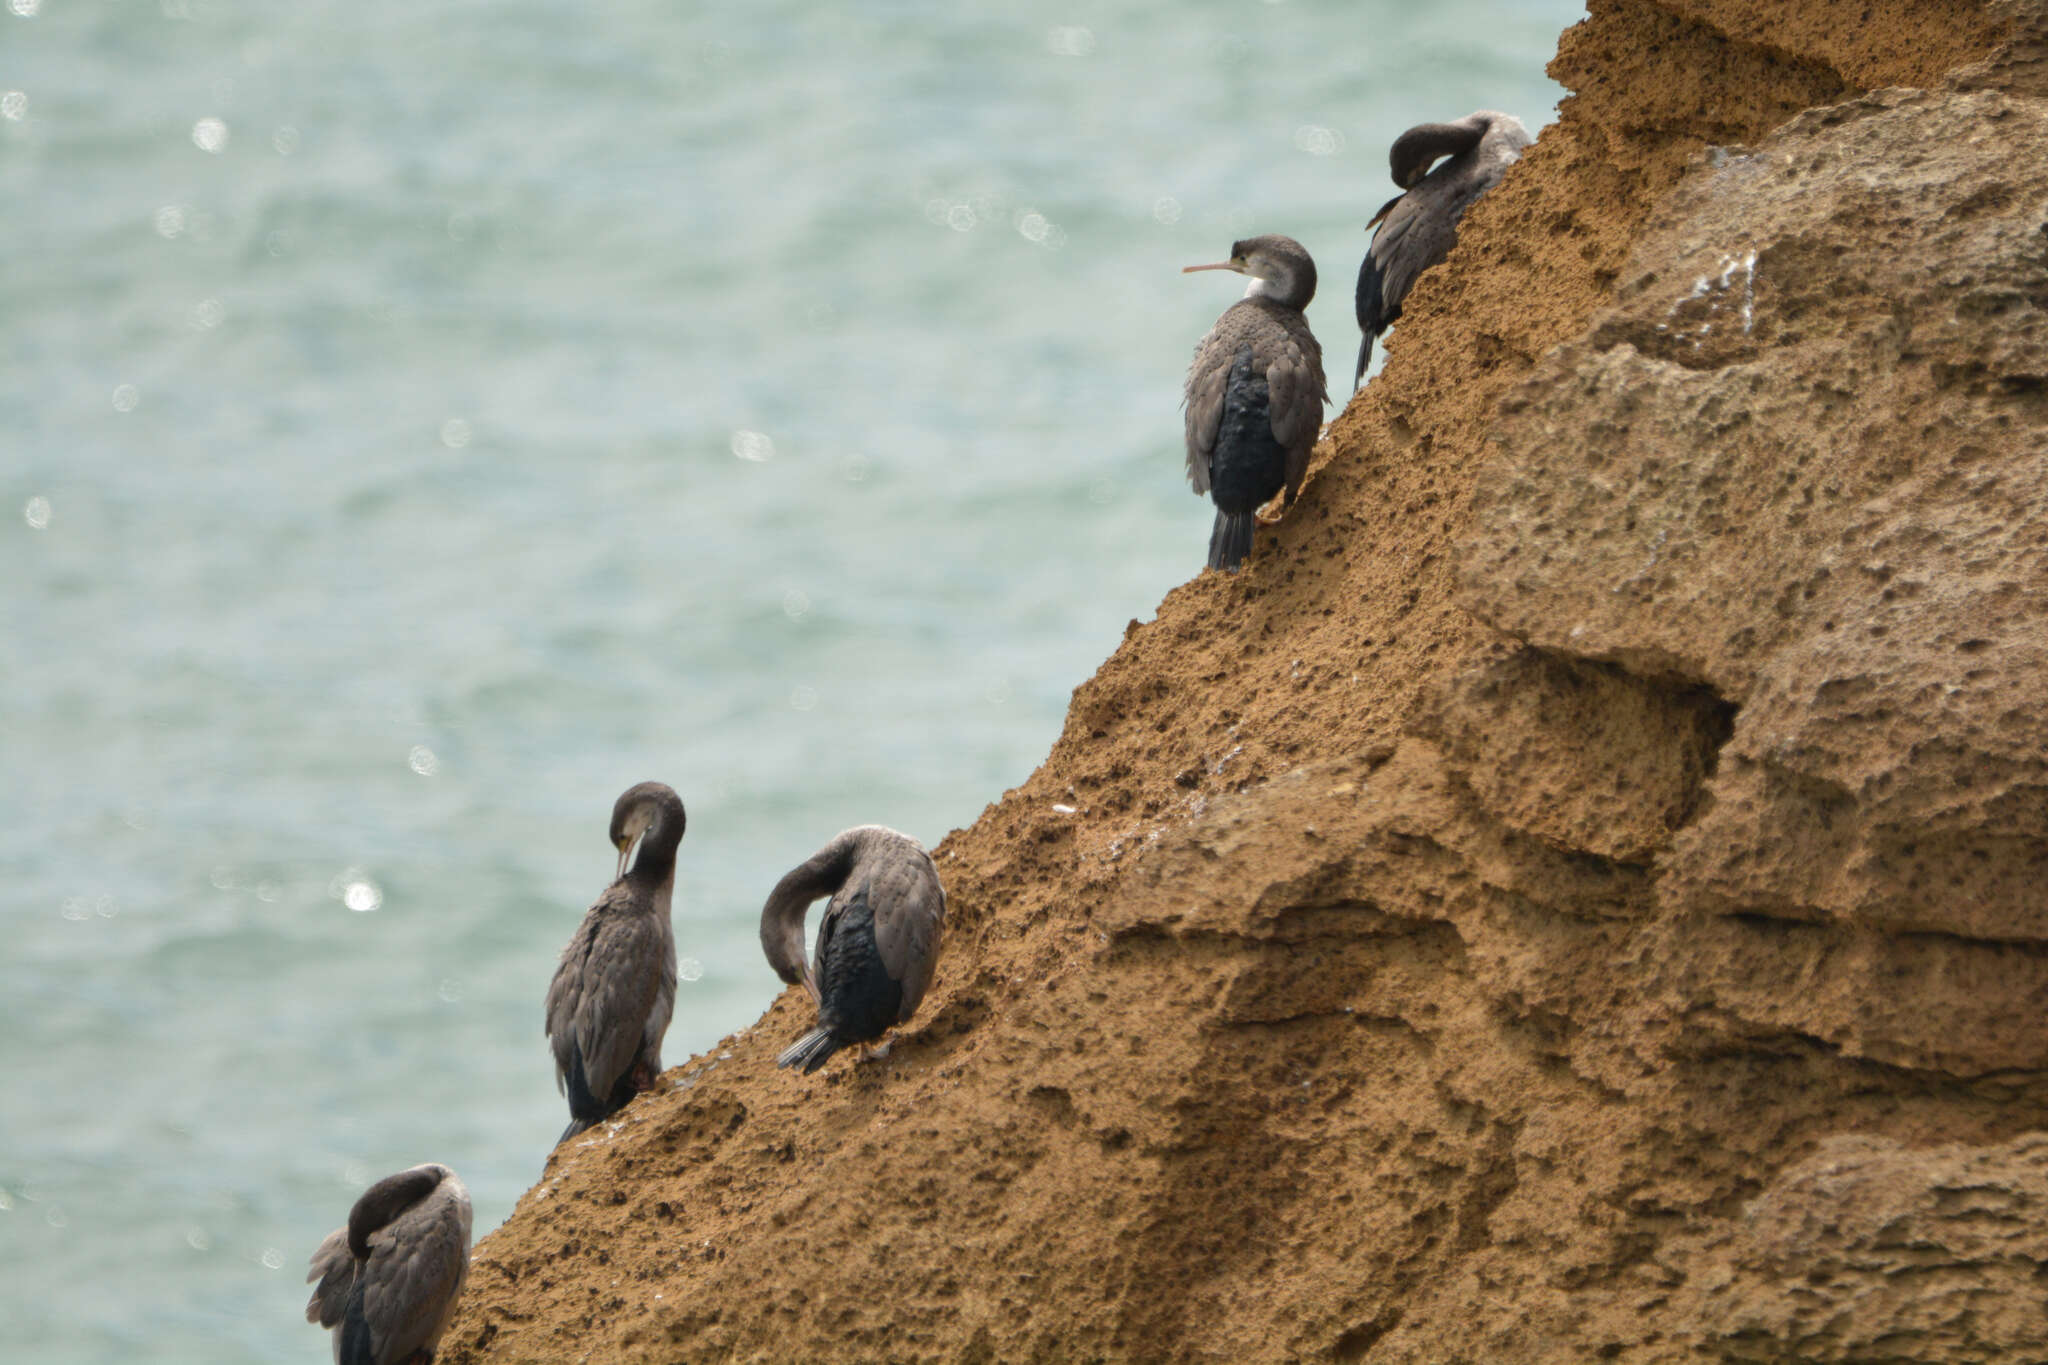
[1182,233,1329,572]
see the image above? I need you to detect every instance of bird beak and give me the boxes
[1182,261,1244,275]
[616,832,645,880]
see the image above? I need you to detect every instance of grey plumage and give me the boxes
[305,1163,472,1365]
[306,1228,357,1338]
[759,825,946,1074]
[1182,233,1329,572]
[1354,110,1532,387]
[544,781,684,1144]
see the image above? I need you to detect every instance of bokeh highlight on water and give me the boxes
[1,1,1582,1356]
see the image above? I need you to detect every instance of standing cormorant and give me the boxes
[1354,110,1531,387]
[1182,234,1329,572]
[305,1162,472,1365]
[759,825,946,1074]
[544,781,683,1143]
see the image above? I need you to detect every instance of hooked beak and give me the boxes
[616,830,646,880]
[1182,260,1245,275]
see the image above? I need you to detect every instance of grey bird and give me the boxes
[544,781,683,1143]
[305,1163,472,1365]
[1354,110,1532,387]
[759,825,946,1074]
[1182,234,1329,572]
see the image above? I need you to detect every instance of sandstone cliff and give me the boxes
[442,2,2048,1360]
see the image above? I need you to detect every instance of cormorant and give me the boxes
[759,825,946,1074]
[305,1163,472,1365]
[544,781,683,1142]
[1354,110,1531,387]
[1182,234,1329,572]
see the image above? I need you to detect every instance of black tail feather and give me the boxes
[1208,509,1255,572]
[1354,242,1395,388]
[777,1027,842,1075]
[557,1039,638,1145]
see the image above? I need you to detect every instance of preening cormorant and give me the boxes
[1354,110,1531,387]
[759,825,946,1074]
[544,781,683,1143]
[305,1162,472,1365]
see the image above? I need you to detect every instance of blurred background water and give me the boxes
[1,0,1582,1357]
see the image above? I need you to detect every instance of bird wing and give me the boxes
[545,886,669,1104]
[544,909,599,1093]
[1262,311,1328,489]
[1355,200,1406,384]
[1366,191,1447,328]
[355,1197,471,1365]
[1183,321,1244,495]
[304,1226,354,1328]
[868,850,947,1022]
[1357,192,1409,340]
[1371,161,1504,330]
[640,906,678,1078]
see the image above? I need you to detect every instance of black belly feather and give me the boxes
[1206,345,1288,571]
[815,894,903,1049]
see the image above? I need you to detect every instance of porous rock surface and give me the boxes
[442,2,2048,1360]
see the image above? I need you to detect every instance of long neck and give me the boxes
[1391,119,1486,188]
[625,832,678,892]
[759,833,862,995]
[623,798,685,892]
[1247,262,1313,312]
[347,1168,440,1260]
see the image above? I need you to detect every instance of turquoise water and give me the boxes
[2,1,1581,1357]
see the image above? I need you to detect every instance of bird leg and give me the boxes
[1253,491,1289,526]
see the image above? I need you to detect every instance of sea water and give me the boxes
[0,1,1582,1356]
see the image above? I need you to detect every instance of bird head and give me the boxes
[1387,112,1525,188]
[1183,234,1316,308]
[609,781,685,880]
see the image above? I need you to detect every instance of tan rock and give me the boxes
[1664,1133,2048,1360]
[441,3,2047,1362]
[1462,81,2048,1074]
